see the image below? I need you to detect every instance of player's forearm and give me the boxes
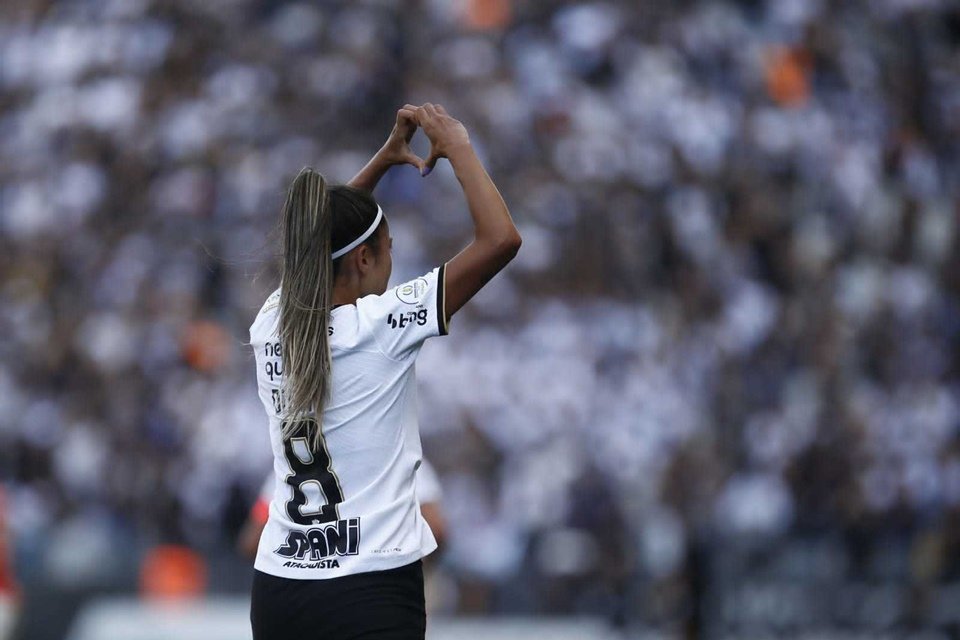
[447,145,521,252]
[347,148,393,192]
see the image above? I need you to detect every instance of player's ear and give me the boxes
[355,243,374,274]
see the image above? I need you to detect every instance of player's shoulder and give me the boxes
[261,288,281,313]
[350,266,447,358]
[250,287,281,342]
[357,267,441,315]
[328,304,363,350]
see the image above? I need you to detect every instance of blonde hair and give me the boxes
[278,168,334,451]
[277,168,383,451]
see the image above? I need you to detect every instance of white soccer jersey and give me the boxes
[259,458,442,507]
[250,265,448,579]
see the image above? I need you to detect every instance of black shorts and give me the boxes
[250,560,426,640]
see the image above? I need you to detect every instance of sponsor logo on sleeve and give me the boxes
[387,310,428,329]
[396,278,429,305]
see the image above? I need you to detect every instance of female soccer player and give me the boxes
[248,103,520,639]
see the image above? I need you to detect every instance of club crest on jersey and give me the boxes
[274,517,361,566]
[396,278,428,305]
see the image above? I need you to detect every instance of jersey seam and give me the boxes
[362,301,409,364]
[330,346,382,355]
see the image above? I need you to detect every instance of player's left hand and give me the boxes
[381,105,425,172]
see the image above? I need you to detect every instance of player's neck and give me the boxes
[331,272,363,307]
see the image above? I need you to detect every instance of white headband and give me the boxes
[331,205,383,259]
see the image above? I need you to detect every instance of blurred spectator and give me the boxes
[0,0,958,634]
[0,488,19,640]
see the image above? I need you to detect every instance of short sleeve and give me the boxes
[358,264,449,360]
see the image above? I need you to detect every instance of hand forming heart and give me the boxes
[380,105,425,174]
[382,103,471,177]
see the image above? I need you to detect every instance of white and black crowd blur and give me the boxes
[1,0,959,630]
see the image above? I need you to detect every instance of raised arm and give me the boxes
[415,103,522,319]
[348,105,424,192]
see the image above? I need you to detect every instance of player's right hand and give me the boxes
[414,103,470,176]
[380,105,426,172]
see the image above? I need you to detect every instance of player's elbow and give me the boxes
[473,228,521,269]
[497,229,522,262]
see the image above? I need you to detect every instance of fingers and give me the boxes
[395,108,418,144]
[397,107,417,125]
[399,102,451,176]
[422,150,441,177]
[403,152,425,173]
[405,103,448,115]
[414,102,442,125]
[414,104,430,125]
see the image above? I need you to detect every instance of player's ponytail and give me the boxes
[277,169,384,452]
[278,168,335,452]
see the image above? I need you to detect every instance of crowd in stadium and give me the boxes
[0,0,958,633]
